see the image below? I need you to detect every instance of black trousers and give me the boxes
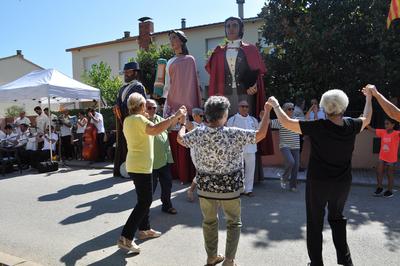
[61,135,73,159]
[121,173,153,240]
[152,164,173,211]
[306,180,353,266]
[96,133,105,161]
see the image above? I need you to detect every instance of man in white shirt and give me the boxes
[43,107,57,128]
[88,107,106,161]
[29,126,58,169]
[14,111,31,134]
[34,106,48,134]
[1,124,18,146]
[227,100,259,196]
[59,109,73,160]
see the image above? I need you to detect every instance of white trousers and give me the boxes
[243,153,256,193]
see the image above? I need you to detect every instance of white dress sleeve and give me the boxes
[162,57,177,99]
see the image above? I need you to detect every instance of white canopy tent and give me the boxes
[0,68,101,162]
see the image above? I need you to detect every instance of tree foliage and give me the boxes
[260,0,400,111]
[82,62,123,106]
[5,105,25,118]
[135,44,174,94]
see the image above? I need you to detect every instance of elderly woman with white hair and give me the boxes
[117,92,186,253]
[178,96,271,266]
[268,88,372,266]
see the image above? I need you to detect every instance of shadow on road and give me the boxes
[56,179,399,265]
[38,176,130,201]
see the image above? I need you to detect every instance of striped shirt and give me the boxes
[270,119,300,149]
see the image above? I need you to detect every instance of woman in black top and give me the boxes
[267,87,372,266]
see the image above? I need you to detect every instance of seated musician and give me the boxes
[29,126,58,169]
[1,124,18,146]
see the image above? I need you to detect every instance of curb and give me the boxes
[0,251,42,266]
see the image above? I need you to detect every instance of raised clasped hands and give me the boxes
[175,105,187,120]
[362,84,377,98]
[267,96,279,108]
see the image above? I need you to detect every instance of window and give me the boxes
[119,50,137,71]
[83,56,100,72]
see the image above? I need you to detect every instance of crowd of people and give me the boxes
[108,15,400,266]
[2,15,399,266]
[0,105,109,171]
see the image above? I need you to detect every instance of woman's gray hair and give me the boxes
[320,89,349,115]
[282,102,294,110]
[128,92,146,114]
[146,99,157,107]
[204,96,230,123]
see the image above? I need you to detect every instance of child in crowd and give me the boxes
[367,118,400,198]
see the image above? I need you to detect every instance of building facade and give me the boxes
[0,51,44,117]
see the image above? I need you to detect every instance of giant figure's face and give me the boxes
[169,33,183,54]
[225,19,241,41]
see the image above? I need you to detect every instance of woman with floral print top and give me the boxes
[177,95,271,266]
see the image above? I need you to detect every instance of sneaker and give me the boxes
[383,190,393,198]
[117,236,140,253]
[373,187,384,197]
[290,187,298,192]
[138,229,162,240]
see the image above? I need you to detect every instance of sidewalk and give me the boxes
[263,166,379,186]
[0,251,41,266]
[63,159,384,186]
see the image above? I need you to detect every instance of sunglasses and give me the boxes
[239,105,249,108]
[287,108,294,111]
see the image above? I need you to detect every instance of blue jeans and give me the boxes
[152,163,173,211]
[280,147,300,189]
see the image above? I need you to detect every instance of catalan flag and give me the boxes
[387,0,400,28]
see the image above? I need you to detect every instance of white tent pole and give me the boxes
[48,96,53,162]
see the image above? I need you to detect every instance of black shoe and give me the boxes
[373,187,383,196]
[383,190,393,198]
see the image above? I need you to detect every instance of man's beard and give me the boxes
[124,76,134,83]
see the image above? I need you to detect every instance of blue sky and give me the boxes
[0,0,266,77]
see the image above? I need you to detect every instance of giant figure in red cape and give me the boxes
[205,16,274,159]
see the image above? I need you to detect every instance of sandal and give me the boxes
[162,207,178,215]
[205,254,224,266]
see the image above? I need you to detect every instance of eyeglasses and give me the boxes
[147,106,157,110]
[286,108,294,111]
[239,105,249,108]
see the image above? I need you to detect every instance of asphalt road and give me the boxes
[0,168,399,266]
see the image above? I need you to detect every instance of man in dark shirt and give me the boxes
[113,62,146,177]
[267,87,372,266]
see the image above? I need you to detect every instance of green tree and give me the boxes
[135,44,174,95]
[82,62,123,106]
[5,105,24,118]
[260,0,400,111]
